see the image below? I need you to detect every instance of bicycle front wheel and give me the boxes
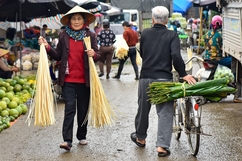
[173,99,182,140]
[185,99,200,156]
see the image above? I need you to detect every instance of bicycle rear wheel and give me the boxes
[186,99,200,156]
[173,99,182,140]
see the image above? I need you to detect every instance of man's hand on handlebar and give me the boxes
[183,74,197,85]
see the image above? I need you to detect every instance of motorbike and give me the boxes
[196,59,235,103]
[196,59,217,81]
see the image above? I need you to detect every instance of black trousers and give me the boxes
[0,70,13,79]
[62,82,90,144]
[116,48,139,77]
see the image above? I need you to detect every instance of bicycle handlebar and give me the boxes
[184,56,204,65]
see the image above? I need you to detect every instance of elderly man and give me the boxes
[130,6,196,157]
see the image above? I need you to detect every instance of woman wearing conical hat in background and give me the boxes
[0,48,19,79]
[38,6,101,151]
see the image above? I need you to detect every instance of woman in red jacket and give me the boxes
[38,6,100,151]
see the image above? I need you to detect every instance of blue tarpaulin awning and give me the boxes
[173,0,192,14]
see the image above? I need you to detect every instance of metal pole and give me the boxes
[197,7,203,55]
[19,0,23,73]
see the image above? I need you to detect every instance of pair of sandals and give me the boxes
[130,132,170,157]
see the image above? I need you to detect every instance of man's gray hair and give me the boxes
[152,6,169,23]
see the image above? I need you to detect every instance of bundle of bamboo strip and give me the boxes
[26,43,56,127]
[83,36,115,128]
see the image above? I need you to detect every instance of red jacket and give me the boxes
[47,28,100,87]
[123,28,138,47]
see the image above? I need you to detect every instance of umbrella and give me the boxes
[0,0,77,22]
[193,0,216,6]
[73,0,99,9]
[0,0,77,71]
[193,0,221,12]
[73,0,110,14]
[105,5,122,16]
[173,0,192,14]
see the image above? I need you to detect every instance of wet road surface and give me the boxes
[0,55,242,161]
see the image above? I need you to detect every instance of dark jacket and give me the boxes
[48,28,100,87]
[140,24,187,79]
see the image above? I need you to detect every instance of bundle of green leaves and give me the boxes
[147,78,236,104]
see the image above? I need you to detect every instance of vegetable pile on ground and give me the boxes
[148,78,236,104]
[0,75,36,133]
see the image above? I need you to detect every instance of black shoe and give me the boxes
[135,76,139,80]
[106,75,110,79]
[130,132,145,147]
[99,72,104,77]
[112,75,120,79]
[158,148,171,157]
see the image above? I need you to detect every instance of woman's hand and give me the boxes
[38,36,49,48]
[12,66,19,72]
[86,49,95,57]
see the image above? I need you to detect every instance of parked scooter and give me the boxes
[196,59,235,103]
[196,59,218,81]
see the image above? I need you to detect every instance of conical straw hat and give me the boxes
[60,6,96,26]
[0,48,10,57]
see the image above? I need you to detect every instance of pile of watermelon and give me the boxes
[0,75,36,133]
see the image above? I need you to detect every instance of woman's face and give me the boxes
[70,13,85,30]
[3,53,9,59]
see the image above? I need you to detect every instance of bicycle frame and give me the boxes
[178,96,202,128]
[173,55,207,156]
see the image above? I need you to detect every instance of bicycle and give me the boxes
[172,55,211,156]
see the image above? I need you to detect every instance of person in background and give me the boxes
[38,6,100,151]
[113,21,139,80]
[202,10,209,29]
[59,26,66,35]
[94,21,103,36]
[131,22,138,32]
[3,27,16,50]
[196,18,201,30]
[171,20,180,33]
[31,26,41,38]
[192,19,198,46]
[130,6,196,157]
[231,58,242,103]
[41,24,48,38]
[97,19,116,79]
[204,15,231,68]
[0,48,19,79]
[204,15,240,102]
[24,28,35,39]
